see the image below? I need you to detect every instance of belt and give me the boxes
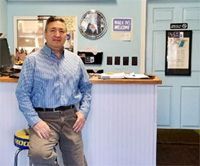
[34,105,75,112]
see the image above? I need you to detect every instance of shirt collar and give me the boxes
[42,43,64,60]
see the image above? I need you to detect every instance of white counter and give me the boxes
[0,76,161,166]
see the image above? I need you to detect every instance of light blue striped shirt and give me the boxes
[16,44,92,127]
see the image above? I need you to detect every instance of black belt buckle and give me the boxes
[35,105,74,112]
[55,105,74,111]
[52,108,58,112]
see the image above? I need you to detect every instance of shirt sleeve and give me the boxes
[15,56,41,127]
[78,59,92,119]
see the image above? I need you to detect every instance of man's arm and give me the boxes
[73,60,92,132]
[78,60,92,118]
[15,56,41,127]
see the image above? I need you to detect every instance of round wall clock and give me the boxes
[79,10,107,40]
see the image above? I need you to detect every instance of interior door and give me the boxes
[146,0,200,128]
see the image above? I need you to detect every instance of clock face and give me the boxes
[79,10,107,40]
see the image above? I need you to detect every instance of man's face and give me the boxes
[45,21,67,50]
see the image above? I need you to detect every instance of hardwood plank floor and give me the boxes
[157,129,200,166]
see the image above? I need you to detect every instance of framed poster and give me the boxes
[165,30,192,76]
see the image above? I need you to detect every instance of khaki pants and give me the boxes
[29,108,87,166]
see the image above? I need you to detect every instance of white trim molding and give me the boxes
[140,0,147,73]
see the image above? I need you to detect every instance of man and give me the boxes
[16,16,92,166]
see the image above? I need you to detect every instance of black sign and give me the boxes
[170,23,188,29]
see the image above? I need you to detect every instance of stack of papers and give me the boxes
[99,72,149,79]
[100,72,125,79]
[124,73,149,79]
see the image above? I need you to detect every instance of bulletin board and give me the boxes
[165,30,192,76]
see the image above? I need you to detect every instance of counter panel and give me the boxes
[0,77,160,165]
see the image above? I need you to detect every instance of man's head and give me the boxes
[45,16,67,51]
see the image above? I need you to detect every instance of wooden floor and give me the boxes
[157,129,200,166]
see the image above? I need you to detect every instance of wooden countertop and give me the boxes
[0,76,18,83]
[0,75,162,84]
[90,75,162,84]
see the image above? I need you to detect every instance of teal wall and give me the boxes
[0,0,7,35]
[7,0,142,72]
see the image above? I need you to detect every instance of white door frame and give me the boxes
[140,0,147,73]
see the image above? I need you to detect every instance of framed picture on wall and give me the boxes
[165,30,192,76]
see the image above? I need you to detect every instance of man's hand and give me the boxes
[32,120,51,139]
[73,111,85,133]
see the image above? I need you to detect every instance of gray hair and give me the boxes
[45,16,67,32]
